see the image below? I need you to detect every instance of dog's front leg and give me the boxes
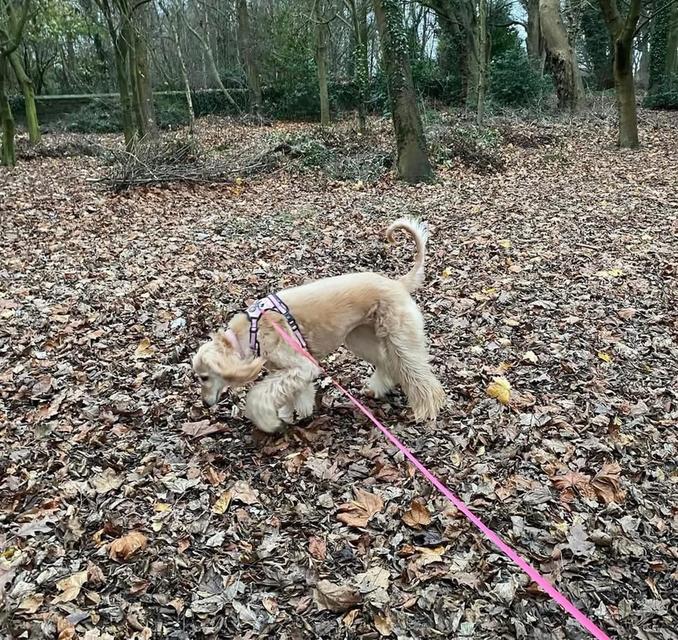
[245,364,319,433]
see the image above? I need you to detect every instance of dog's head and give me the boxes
[192,331,263,406]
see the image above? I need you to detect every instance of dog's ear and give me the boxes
[230,357,264,384]
[213,330,230,346]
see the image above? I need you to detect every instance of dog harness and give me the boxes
[245,293,307,356]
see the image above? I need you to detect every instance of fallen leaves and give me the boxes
[551,463,625,504]
[401,499,432,529]
[313,580,361,612]
[591,463,625,504]
[181,419,228,438]
[52,570,88,604]
[133,337,155,358]
[108,531,148,561]
[337,487,384,528]
[1,116,675,639]
[308,536,327,561]
[212,480,259,514]
[486,376,511,406]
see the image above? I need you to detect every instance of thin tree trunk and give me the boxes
[236,0,262,115]
[181,12,241,113]
[476,0,488,125]
[160,0,194,133]
[114,31,136,148]
[314,0,331,127]
[133,1,157,136]
[9,49,40,144]
[540,0,583,110]
[373,0,433,182]
[347,0,369,132]
[0,55,16,166]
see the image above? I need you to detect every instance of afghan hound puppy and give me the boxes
[192,218,446,433]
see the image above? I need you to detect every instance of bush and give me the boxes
[63,98,121,133]
[490,47,553,107]
[644,76,678,110]
[427,121,505,173]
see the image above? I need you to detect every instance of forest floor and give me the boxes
[1,110,677,640]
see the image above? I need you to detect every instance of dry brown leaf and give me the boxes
[592,462,625,504]
[337,487,384,528]
[230,480,259,505]
[181,420,228,438]
[52,570,87,604]
[402,499,432,529]
[486,376,511,406]
[108,531,148,561]
[212,489,233,514]
[18,593,44,613]
[313,580,361,612]
[308,535,327,561]
[55,615,76,640]
[91,468,124,494]
[133,337,155,358]
[374,611,394,636]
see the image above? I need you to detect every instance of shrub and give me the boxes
[644,76,678,110]
[62,98,121,133]
[490,46,553,107]
[427,121,505,173]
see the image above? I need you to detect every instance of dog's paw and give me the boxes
[366,370,395,399]
[278,404,296,424]
[294,395,315,420]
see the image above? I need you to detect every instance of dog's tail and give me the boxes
[386,217,429,292]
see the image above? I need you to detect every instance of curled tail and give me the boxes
[386,217,429,292]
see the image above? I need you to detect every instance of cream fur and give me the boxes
[192,218,446,433]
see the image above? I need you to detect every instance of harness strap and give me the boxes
[245,293,308,356]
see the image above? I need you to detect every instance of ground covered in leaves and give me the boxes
[1,111,677,640]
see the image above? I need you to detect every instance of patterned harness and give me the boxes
[245,293,307,356]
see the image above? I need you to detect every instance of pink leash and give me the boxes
[269,318,612,640]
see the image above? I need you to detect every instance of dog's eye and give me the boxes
[198,374,209,382]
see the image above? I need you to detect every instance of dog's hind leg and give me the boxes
[379,302,446,422]
[345,325,397,398]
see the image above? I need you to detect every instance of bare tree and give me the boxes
[236,0,262,115]
[159,0,195,133]
[373,0,433,182]
[180,8,241,112]
[0,0,31,166]
[346,0,370,132]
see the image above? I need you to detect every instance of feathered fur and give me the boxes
[192,218,446,433]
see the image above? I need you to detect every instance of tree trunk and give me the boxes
[314,0,331,127]
[373,0,433,182]
[132,1,157,137]
[0,56,16,167]
[114,31,136,148]
[614,38,639,147]
[598,0,641,147]
[181,12,241,113]
[236,0,262,115]
[348,0,370,132]
[540,0,583,110]
[637,31,650,89]
[160,1,194,133]
[9,50,40,144]
[476,0,488,125]
[526,0,542,63]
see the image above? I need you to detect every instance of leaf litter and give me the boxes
[0,112,677,638]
